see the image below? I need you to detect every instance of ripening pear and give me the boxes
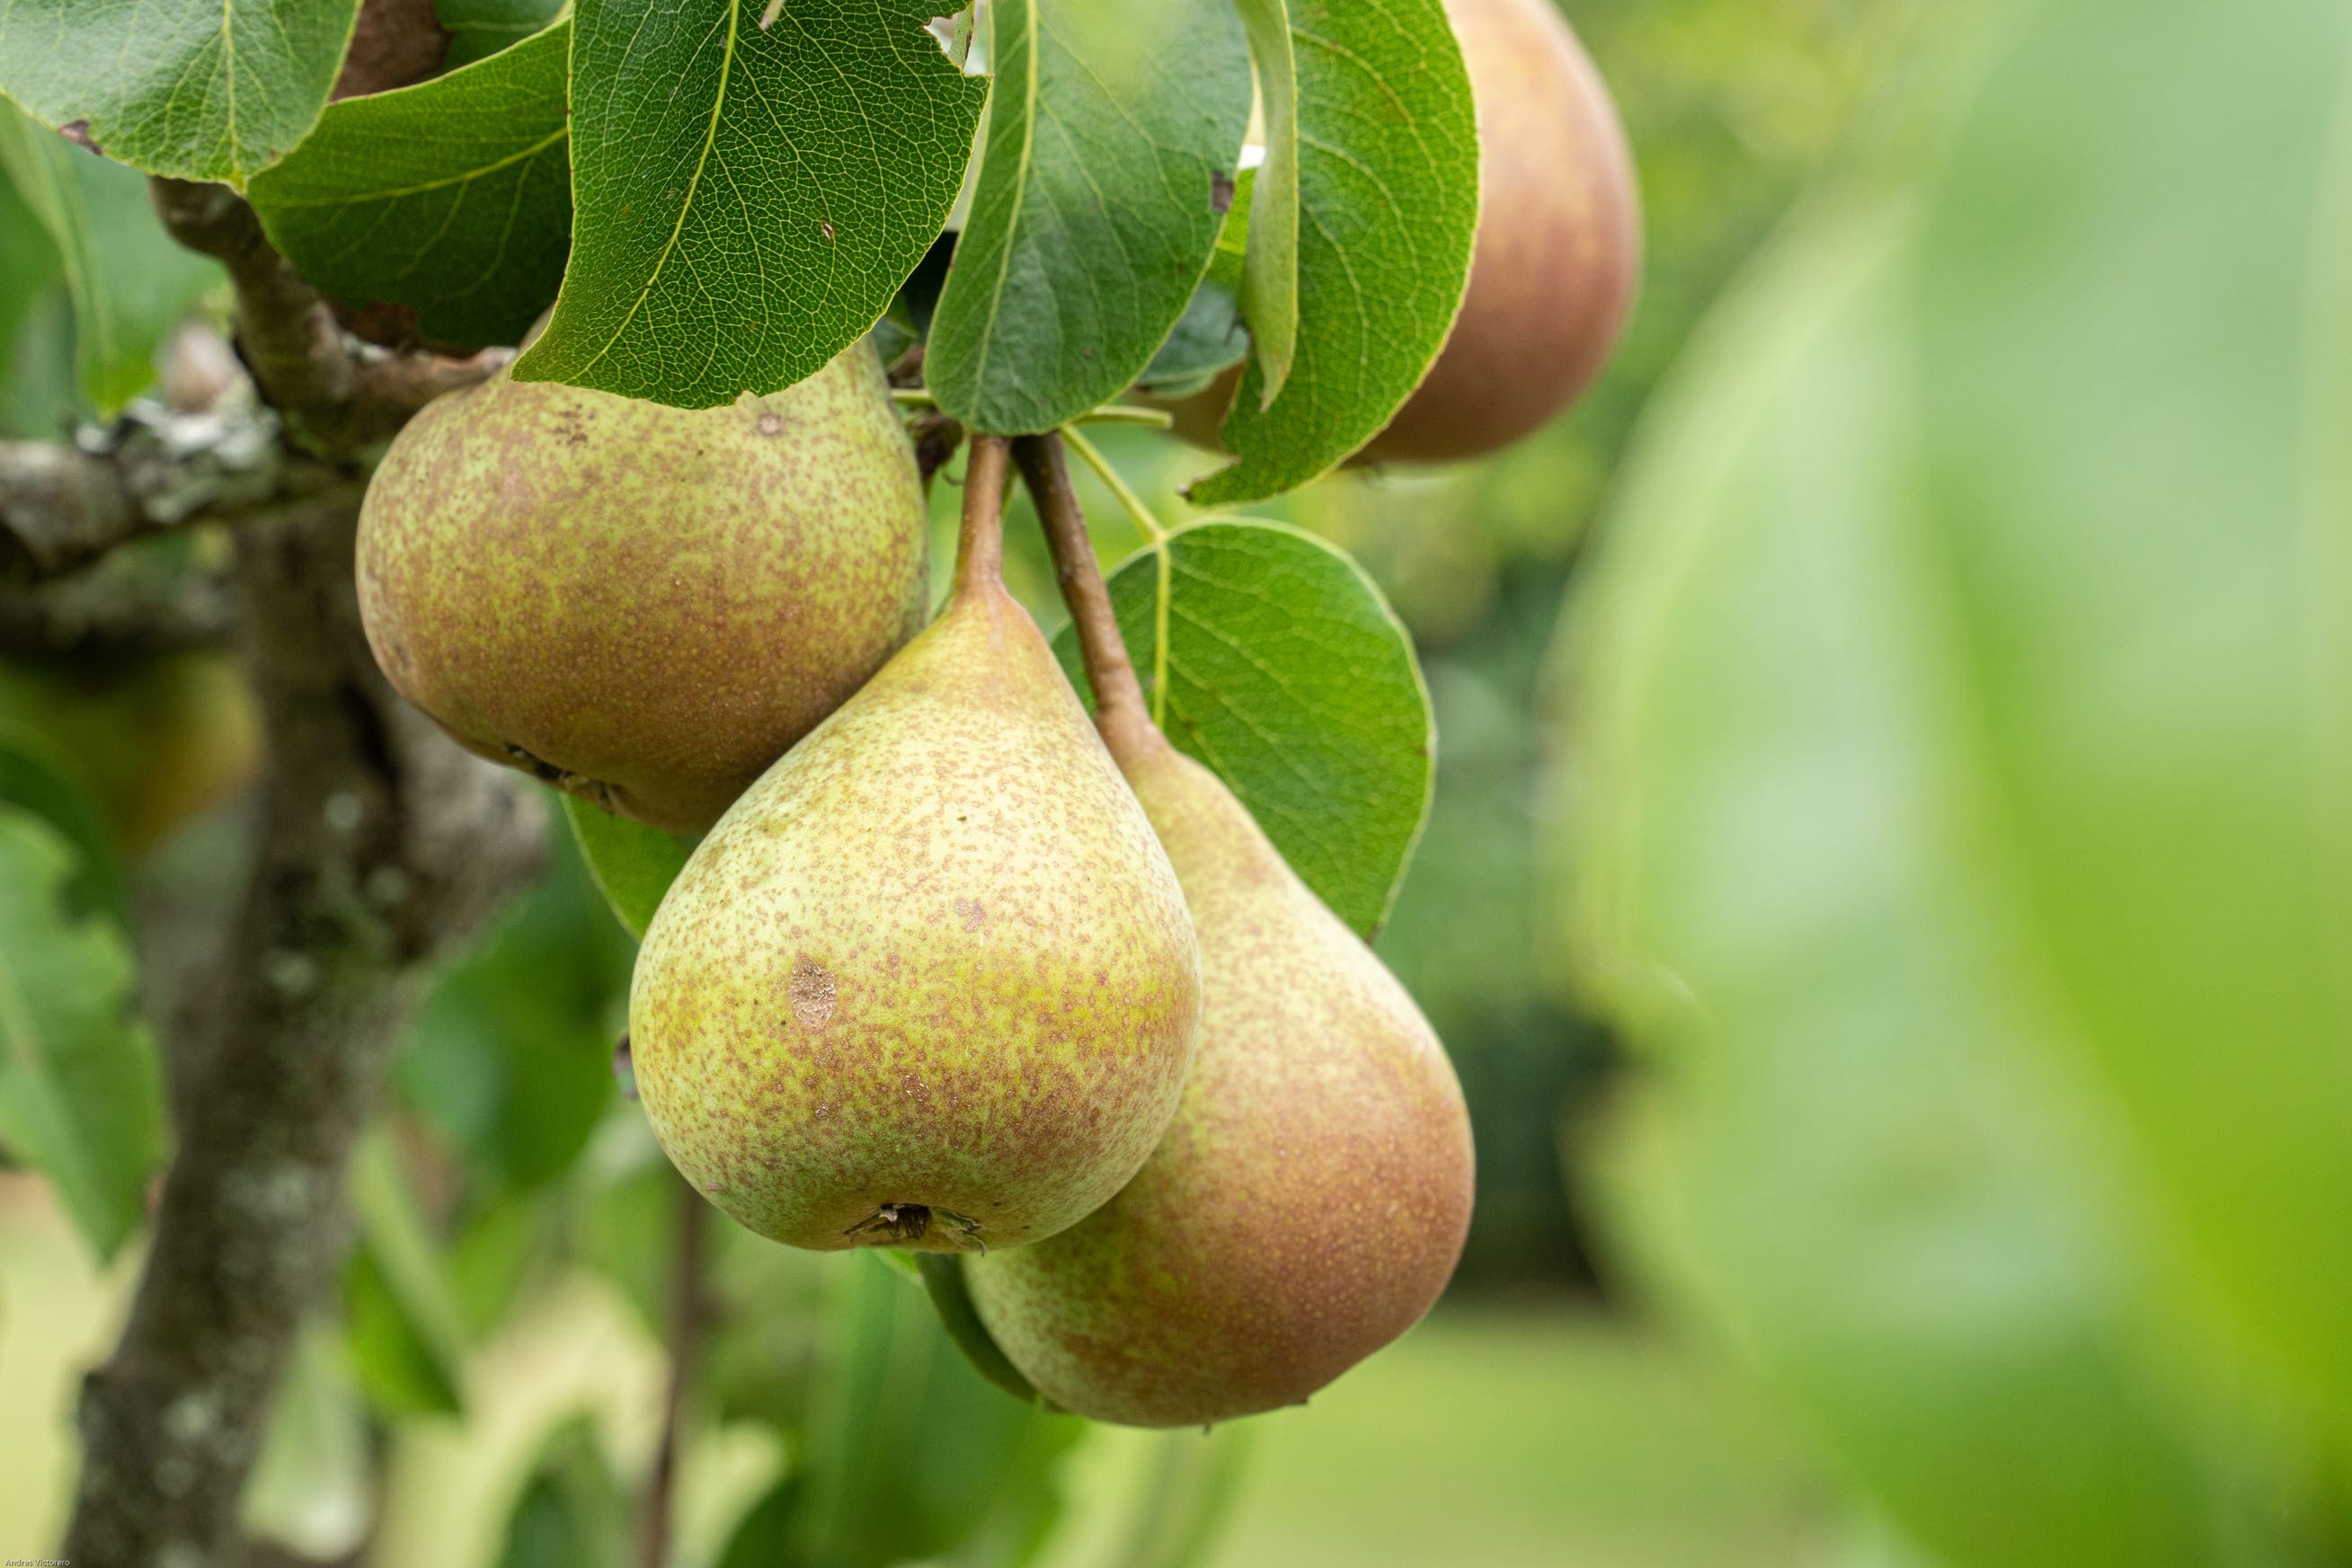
[964,457,1475,1426]
[628,440,1202,1254]
[0,651,261,855]
[1159,0,1638,465]
[357,341,927,834]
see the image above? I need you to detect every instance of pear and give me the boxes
[961,439,1475,1427]
[628,438,1202,1254]
[0,651,261,855]
[1157,0,1639,466]
[356,340,928,834]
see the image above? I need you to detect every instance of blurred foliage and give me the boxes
[0,0,1983,1561]
[1561,1,2352,1564]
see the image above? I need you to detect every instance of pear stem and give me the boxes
[955,435,1011,594]
[1014,432,1163,765]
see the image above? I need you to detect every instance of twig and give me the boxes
[636,1176,710,1568]
[1071,404,1175,430]
[1011,433,1162,766]
[1059,424,1168,546]
[146,180,510,460]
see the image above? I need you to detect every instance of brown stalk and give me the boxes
[955,435,1012,593]
[1010,432,1162,766]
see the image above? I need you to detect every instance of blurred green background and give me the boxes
[20,0,2345,1564]
[0,1,1914,1563]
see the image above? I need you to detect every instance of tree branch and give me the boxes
[0,555,235,657]
[146,180,510,460]
[0,402,352,588]
[50,8,540,1557]
[63,495,544,1566]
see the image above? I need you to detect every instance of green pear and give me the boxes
[1154,0,1639,465]
[356,340,927,834]
[0,651,261,855]
[963,449,1475,1426]
[628,439,1202,1254]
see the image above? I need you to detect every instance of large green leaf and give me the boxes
[514,0,988,409]
[0,0,362,185]
[1567,0,2352,1537]
[436,0,568,68]
[1136,168,1254,397]
[1900,0,2352,1436]
[0,103,224,412]
[1186,0,1477,506]
[248,22,572,349]
[1097,1426,1256,1568]
[1567,190,2256,1568]
[789,1254,1085,1568]
[926,0,1250,434]
[0,802,162,1261]
[1052,519,1433,937]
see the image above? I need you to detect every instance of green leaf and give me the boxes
[343,1131,468,1416]
[0,103,225,413]
[792,1254,1085,1567]
[0,719,129,926]
[714,1477,807,1568]
[1567,190,2262,1568]
[0,158,62,364]
[436,0,568,68]
[1186,0,1477,506]
[1900,0,2352,1437]
[1136,166,1256,398]
[0,0,362,185]
[248,22,572,350]
[564,793,696,940]
[1053,519,1433,936]
[399,815,631,1191]
[926,0,1250,434]
[0,281,77,438]
[0,802,162,1260]
[1100,1426,1256,1568]
[1138,280,1246,398]
[494,1416,629,1568]
[917,1254,1058,1411]
[241,1323,373,1562]
[1229,0,1296,399]
[513,0,989,409]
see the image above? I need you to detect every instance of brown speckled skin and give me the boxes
[629,579,1203,1254]
[1157,0,1638,468]
[355,341,927,834]
[966,742,1475,1427]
